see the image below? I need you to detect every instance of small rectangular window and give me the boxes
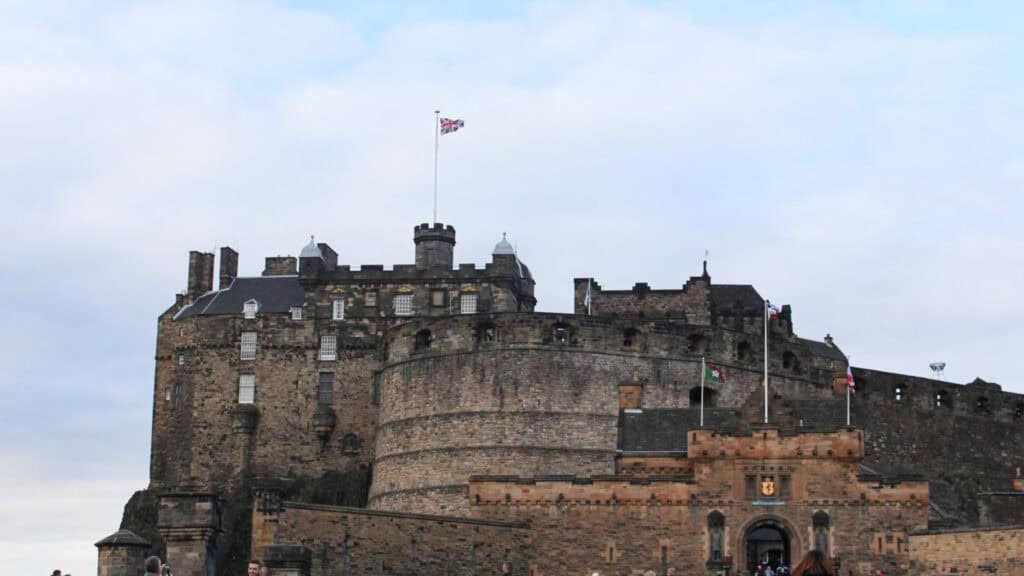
[290,306,303,321]
[460,293,478,314]
[240,331,257,360]
[243,300,257,319]
[318,372,334,405]
[365,291,377,307]
[177,354,185,366]
[238,374,255,404]
[332,299,345,321]
[431,290,446,307]
[320,335,337,361]
[394,294,412,316]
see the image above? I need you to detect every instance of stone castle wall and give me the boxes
[265,501,531,576]
[370,313,842,515]
[852,368,1024,522]
[909,526,1024,575]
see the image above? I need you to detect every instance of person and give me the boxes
[247,560,262,576]
[667,568,678,576]
[500,560,512,575]
[765,564,775,576]
[791,550,835,576]
[144,556,163,576]
[52,571,62,576]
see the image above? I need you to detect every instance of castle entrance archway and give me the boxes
[744,518,792,573]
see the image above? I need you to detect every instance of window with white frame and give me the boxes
[243,299,258,319]
[460,293,478,314]
[240,331,257,360]
[238,374,256,404]
[178,354,185,366]
[332,299,345,321]
[394,294,412,316]
[320,335,337,361]
[290,306,303,321]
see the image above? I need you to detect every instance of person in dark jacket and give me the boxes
[791,550,835,576]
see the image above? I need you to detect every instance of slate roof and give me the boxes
[174,276,305,320]
[710,284,763,314]
[799,337,846,360]
[619,398,850,453]
[619,408,736,452]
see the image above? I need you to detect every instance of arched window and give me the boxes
[976,396,990,413]
[895,384,903,401]
[476,321,496,344]
[708,511,725,562]
[736,341,751,362]
[812,511,830,555]
[551,322,570,344]
[935,390,949,408]
[690,386,717,408]
[414,329,431,351]
[687,334,706,354]
[782,351,800,371]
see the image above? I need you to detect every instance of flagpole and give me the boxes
[433,109,440,223]
[846,357,851,427]
[700,356,705,427]
[764,300,769,424]
[587,279,592,316]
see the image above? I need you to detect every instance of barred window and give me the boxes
[238,374,255,404]
[394,294,412,316]
[332,299,345,321]
[365,291,377,307]
[240,331,257,360]
[460,293,478,314]
[243,299,258,319]
[320,335,337,361]
[318,372,334,405]
[290,306,303,321]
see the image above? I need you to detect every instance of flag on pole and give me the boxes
[584,280,592,314]
[847,365,856,392]
[704,362,726,384]
[439,118,464,134]
[767,302,781,320]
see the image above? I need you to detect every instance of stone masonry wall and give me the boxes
[269,501,531,576]
[909,526,1024,575]
[852,368,1024,523]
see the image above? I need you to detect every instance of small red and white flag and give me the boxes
[847,365,856,392]
[767,302,781,320]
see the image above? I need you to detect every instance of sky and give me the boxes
[2,1,1024,573]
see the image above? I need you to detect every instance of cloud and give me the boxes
[2,2,1024,572]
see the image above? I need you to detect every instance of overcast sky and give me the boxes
[3,1,1024,573]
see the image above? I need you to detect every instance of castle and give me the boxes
[96,222,1024,576]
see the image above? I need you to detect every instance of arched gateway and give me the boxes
[742,516,797,573]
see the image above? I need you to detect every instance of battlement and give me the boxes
[687,427,864,462]
[852,366,1024,422]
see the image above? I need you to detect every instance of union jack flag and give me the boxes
[439,117,464,135]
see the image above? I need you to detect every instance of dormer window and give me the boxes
[290,306,303,321]
[243,299,258,319]
[332,300,345,321]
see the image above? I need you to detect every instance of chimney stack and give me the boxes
[219,247,238,290]
[187,251,215,296]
